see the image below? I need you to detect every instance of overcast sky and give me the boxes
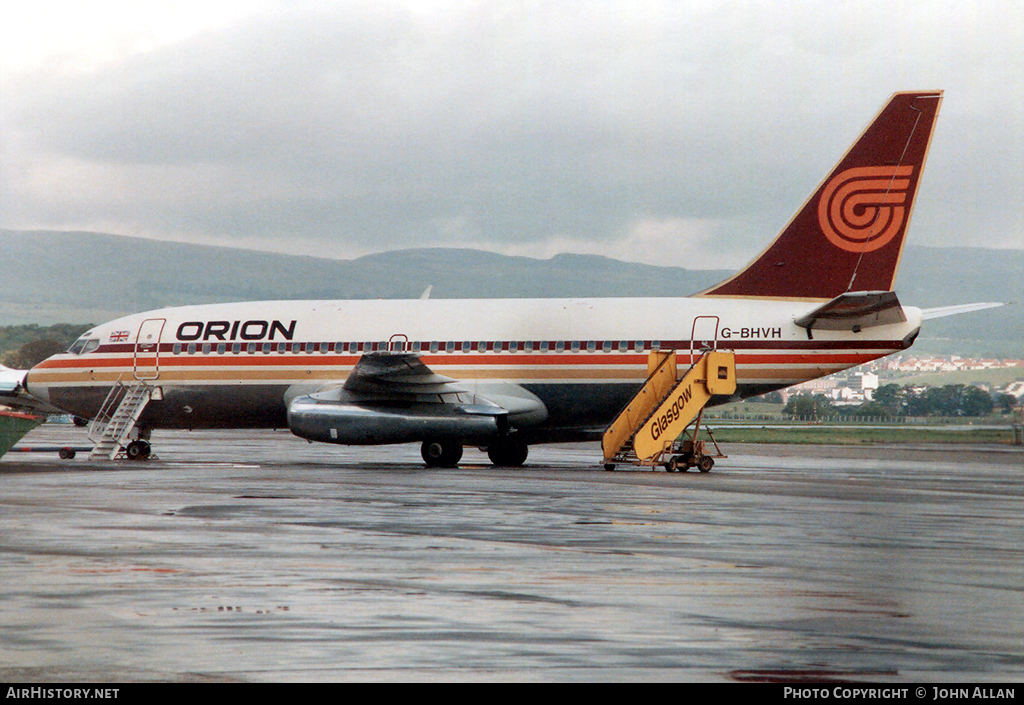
[1,0,1022,269]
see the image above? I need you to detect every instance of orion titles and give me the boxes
[175,320,297,342]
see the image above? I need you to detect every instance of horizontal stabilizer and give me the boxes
[922,302,1005,320]
[794,291,906,332]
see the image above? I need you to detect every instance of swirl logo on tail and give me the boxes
[818,166,914,253]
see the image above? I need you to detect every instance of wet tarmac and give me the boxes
[2,425,1022,682]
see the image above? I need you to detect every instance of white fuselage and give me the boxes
[26,296,922,441]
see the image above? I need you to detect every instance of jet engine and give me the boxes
[287,393,508,445]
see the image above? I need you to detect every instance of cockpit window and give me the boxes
[67,337,100,355]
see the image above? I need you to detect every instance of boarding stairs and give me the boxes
[88,378,152,460]
[602,349,736,471]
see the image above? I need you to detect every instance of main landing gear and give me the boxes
[486,437,528,467]
[420,437,530,468]
[124,439,152,460]
[421,439,463,468]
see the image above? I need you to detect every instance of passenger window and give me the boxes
[445,341,455,353]
[173,343,182,355]
[555,341,565,353]
[430,341,439,353]
[602,340,612,353]
[571,341,581,352]
[188,343,197,355]
[232,342,241,354]
[218,343,227,354]
[540,341,550,353]
[587,341,596,353]
[618,340,628,353]
[524,341,534,352]
[202,343,211,354]
[461,341,471,353]
[509,341,518,353]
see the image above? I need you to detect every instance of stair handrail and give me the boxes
[88,375,128,443]
[602,350,681,461]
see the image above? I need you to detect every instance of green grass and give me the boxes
[706,424,1016,445]
[888,367,1024,388]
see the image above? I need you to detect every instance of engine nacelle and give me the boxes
[287,396,508,445]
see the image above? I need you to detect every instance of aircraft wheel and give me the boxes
[421,439,463,468]
[125,440,152,461]
[59,448,76,460]
[487,438,528,467]
[698,456,714,473]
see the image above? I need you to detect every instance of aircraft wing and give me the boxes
[287,351,548,446]
[341,351,463,397]
[794,291,907,334]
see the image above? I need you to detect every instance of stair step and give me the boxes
[89,380,152,460]
[602,350,735,464]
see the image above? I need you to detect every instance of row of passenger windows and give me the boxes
[170,340,665,355]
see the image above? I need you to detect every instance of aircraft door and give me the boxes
[690,316,720,364]
[134,318,166,380]
[388,334,409,352]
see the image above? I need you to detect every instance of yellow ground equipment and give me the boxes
[602,350,736,472]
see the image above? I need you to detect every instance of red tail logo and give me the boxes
[698,91,942,299]
[818,166,914,253]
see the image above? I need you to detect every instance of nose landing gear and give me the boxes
[124,439,152,460]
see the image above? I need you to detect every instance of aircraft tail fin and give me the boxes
[699,91,943,300]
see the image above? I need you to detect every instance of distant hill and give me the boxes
[0,230,1019,356]
[0,229,729,315]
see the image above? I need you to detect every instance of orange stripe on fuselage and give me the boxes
[30,353,885,386]
[35,350,884,371]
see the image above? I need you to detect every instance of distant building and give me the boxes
[860,372,879,400]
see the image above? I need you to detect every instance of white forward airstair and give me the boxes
[88,379,152,460]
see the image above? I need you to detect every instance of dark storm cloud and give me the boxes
[2,1,1022,264]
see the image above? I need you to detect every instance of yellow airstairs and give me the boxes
[602,349,736,472]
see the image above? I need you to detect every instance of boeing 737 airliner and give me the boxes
[10,91,993,467]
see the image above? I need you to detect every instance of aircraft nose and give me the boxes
[23,367,50,403]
